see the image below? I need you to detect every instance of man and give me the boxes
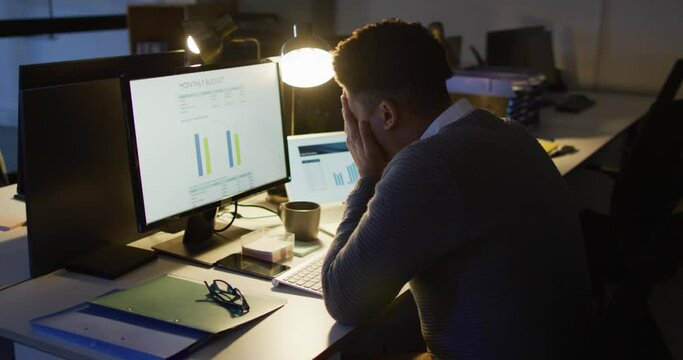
[321,20,593,359]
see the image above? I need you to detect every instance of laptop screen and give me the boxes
[286,131,357,204]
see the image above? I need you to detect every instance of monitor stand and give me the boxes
[266,185,288,204]
[152,208,251,266]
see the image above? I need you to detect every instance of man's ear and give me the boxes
[377,100,399,130]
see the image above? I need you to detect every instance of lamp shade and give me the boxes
[183,13,238,64]
[280,23,334,88]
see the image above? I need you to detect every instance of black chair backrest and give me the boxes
[611,99,683,251]
[589,59,683,360]
[610,59,683,249]
[657,58,682,102]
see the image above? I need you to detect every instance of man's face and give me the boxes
[344,91,392,158]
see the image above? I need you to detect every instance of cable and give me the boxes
[238,204,278,215]
[214,200,238,233]
[238,214,278,220]
[215,202,279,231]
[218,203,279,219]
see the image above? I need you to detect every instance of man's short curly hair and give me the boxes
[333,19,452,114]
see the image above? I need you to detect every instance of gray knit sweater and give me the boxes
[322,110,593,359]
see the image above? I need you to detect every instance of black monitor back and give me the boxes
[486,26,560,89]
[22,78,154,277]
[16,51,187,198]
[18,51,186,90]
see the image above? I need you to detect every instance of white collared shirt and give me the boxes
[420,99,474,140]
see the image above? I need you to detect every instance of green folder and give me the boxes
[90,274,286,334]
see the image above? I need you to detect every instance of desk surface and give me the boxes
[0,184,25,222]
[0,199,350,360]
[533,91,652,175]
[0,91,654,359]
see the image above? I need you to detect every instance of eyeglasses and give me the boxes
[204,279,250,316]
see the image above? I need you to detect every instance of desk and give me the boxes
[533,91,652,175]
[1,199,350,360]
[0,91,654,359]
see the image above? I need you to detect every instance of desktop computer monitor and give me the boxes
[122,60,289,265]
[486,26,562,91]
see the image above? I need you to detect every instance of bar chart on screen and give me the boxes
[187,127,255,208]
[286,132,358,203]
[332,163,358,186]
[192,130,243,177]
[225,130,242,168]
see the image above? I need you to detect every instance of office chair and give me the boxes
[581,59,683,359]
[657,58,683,103]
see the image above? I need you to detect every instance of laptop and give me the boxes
[286,131,356,204]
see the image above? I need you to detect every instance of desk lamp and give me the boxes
[183,13,260,64]
[280,22,334,134]
[265,23,334,203]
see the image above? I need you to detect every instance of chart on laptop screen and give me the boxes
[129,63,286,223]
[287,132,357,204]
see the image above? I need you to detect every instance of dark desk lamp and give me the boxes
[429,21,461,70]
[183,13,260,64]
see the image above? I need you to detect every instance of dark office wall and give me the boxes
[0,1,149,178]
[0,0,131,129]
[595,0,683,95]
[335,0,497,69]
[334,0,683,95]
[235,0,336,35]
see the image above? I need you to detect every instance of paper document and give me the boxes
[32,302,207,359]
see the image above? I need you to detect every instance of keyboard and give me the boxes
[272,253,324,296]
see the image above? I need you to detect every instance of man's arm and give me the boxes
[321,150,461,324]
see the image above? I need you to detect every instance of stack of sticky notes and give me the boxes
[241,228,294,263]
[537,138,558,154]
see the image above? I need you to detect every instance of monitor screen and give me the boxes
[286,131,356,204]
[126,61,289,229]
